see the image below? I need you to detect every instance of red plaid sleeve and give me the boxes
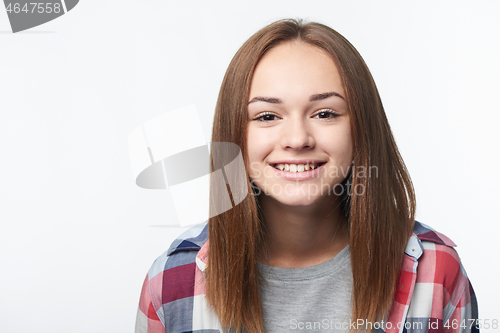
[386,228,479,333]
[440,248,479,333]
[135,274,165,333]
[405,242,479,333]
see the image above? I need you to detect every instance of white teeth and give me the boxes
[274,163,322,172]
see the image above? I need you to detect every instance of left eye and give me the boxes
[312,109,340,119]
[252,112,280,122]
[256,114,279,121]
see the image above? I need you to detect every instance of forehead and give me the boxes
[249,41,344,98]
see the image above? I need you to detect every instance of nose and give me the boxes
[280,116,315,150]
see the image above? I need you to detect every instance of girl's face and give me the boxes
[246,41,353,207]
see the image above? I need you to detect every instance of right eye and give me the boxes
[253,112,280,122]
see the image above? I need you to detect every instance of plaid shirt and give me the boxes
[135,221,479,333]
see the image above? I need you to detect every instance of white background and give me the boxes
[1,1,499,332]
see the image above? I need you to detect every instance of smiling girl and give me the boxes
[136,19,478,333]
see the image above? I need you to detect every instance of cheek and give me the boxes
[246,128,276,181]
[339,134,353,160]
[246,127,274,161]
[321,127,353,161]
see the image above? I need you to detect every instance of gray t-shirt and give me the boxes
[257,246,352,332]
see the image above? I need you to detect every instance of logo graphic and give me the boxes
[3,0,78,33]
[128,105,248,227]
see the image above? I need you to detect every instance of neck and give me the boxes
[258,194,349,268]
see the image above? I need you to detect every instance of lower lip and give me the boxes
[270,164,326,180]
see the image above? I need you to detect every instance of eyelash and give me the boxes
[252,109,340,122]
[252,111,279,122]
[312,109,341,119]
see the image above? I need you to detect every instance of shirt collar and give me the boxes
[413,221,457,247]
[405,221,457,260]
[167,222,209,256]
[404,234,423,260]
[196,240,209,272]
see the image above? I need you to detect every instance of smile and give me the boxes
[271,162,326,173]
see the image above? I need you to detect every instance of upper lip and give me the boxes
[269,160,327,165]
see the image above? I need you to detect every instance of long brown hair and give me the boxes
[205,18,416,333]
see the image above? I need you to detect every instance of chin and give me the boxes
[265,193,324,207]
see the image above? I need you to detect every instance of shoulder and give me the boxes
[406,221,461,268]
[166,222,209,257]
[410,221,463,276]
[146,223,208,296]
[148,222,209,281]
[412,221,457,248]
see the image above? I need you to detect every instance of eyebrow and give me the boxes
[248,91,344,104]
[310,92,344,101]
